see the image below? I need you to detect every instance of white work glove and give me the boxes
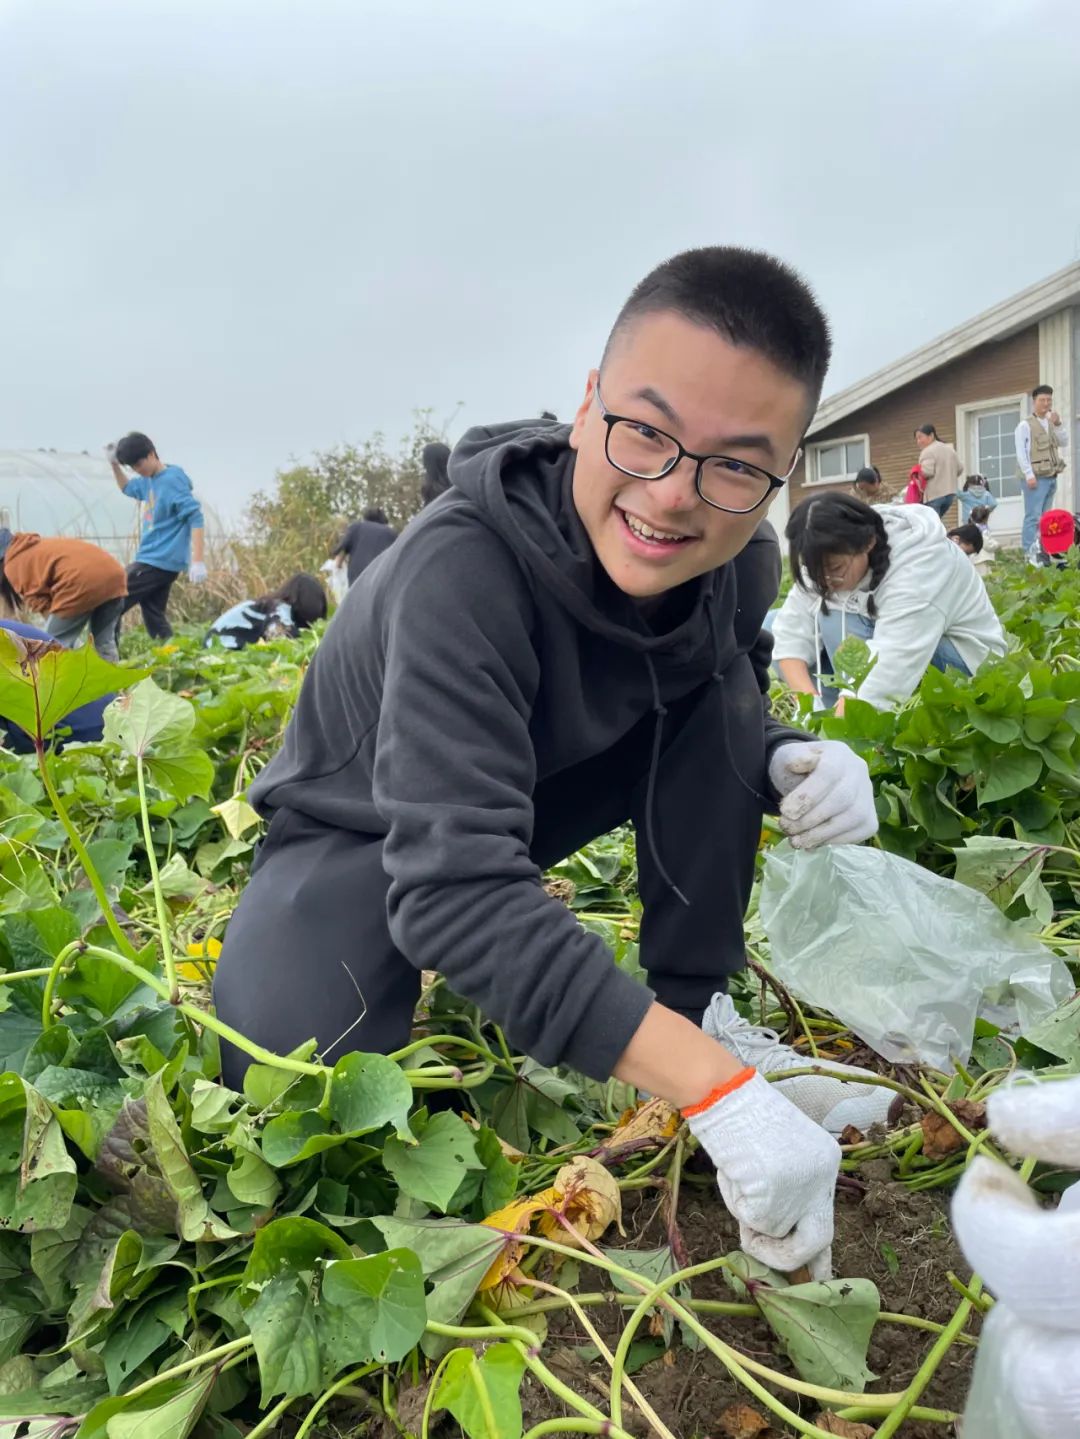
[952,1076,1080,1439]
[768,741,877,848]
[103,442,119,464]
[188,561,208,584]
[685,1070,839,1278]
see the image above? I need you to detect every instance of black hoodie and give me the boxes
[248,421,806,1076]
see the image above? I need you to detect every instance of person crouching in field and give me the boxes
[214,246,902,1281]
[205,574,327,650]
[771,493,1006,714]
[0,529,126,662]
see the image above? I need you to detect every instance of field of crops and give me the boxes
[0,553,1077,1439]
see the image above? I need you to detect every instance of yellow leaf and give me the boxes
[211,796,262,841]
[536,1156,622,1248]
[607,1097,680,1152]
[478,1190,557,1290]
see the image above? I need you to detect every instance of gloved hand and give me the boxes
[188,561,208,584]
[685,1069,839,1277]
[103,442,118,463]
[768,741,877,848]
[952,1076,1080,1439]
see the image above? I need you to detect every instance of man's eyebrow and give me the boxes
[630,386,777,462]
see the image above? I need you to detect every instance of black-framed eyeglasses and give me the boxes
[594,383,801,515]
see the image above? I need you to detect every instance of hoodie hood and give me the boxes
[448,420,719,657]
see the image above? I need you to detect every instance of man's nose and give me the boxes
[646,457,700,512]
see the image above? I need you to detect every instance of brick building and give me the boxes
[771,261,1080,547]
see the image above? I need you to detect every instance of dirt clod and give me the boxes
[814,1416,877,1436]
[717,1402,776,1436]
[921,1100,987,1159]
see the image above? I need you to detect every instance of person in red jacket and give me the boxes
[0,530,127,663]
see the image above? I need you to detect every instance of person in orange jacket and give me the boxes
[0,529,127,663]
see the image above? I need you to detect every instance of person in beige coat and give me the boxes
[914,424,964,522]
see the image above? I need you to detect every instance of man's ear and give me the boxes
[568,369,599,453]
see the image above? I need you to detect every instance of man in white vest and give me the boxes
[1015,384,1069,560]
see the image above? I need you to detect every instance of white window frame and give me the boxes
[954,392,1027,498]
[803,433,870,487]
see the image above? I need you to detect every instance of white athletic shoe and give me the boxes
[703,993,895,1137]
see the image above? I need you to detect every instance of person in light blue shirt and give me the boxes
[106,432,207,641]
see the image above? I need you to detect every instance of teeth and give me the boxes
[624,512,688,543]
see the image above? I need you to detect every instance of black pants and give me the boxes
[120,563,179,640]
[213,670,766,1088]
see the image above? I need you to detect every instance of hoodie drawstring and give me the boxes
[642,654,690,907]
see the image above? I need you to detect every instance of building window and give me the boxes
[806,435,868,486]
[972,404,1024,500]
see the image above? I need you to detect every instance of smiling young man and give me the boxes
[214,248,884,1275]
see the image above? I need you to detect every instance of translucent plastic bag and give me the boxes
[759,844,1072,1069]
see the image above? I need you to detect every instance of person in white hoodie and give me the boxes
[772,493,1006,713]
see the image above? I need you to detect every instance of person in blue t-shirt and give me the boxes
[0,620,114,753]
[106,432,207,641]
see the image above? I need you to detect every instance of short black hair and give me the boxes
[948,524,984,554]
[915,424,939,440]
[421,442,451,507]
[363,507,388,525]
[602,247,832,412]
[854,465,881,488]
[1032,384,1054,400]
[115,432,157,467]
[787,492,891,617]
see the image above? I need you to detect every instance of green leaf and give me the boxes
[724,1250,879,1391]
[318,1249,427,1371]
[143,1075,237,1242]
[30,1202,92,1308]
[246,1272,321,1405]
[1022,995,1080,1063]
[382,1112,485,1213]
[0,1077,78,1233]
[103,680,196,759]
[75,1369,215,1439]
[242,1215,353,1287]
[473,1126,518,1216]
[370,1217,503,1356]
[67,1228,144,1341]
[226,1148,280,1210]
[246,1250,426,1403]
[144,751,215,804]
[0,630,147,742]
[101,1303,172,1393]
[953,837,1054,925]
[328,1051,414,1141]
[432,1343,525,1439]
[976,746,1043,805]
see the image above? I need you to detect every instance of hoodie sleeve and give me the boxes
[373,524,654,1080]
[733,526,816,786]
[856,598,950,708]
[769,583,818,667]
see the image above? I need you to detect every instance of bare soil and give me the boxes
[309,1159,974,1439]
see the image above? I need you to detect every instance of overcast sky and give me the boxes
[3,0,1079,520]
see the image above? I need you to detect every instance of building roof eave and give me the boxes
[808,260,1080,438]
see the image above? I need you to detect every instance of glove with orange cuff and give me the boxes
[683,1067,841,1278]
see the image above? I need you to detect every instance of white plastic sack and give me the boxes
[759,844,1072,1069]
